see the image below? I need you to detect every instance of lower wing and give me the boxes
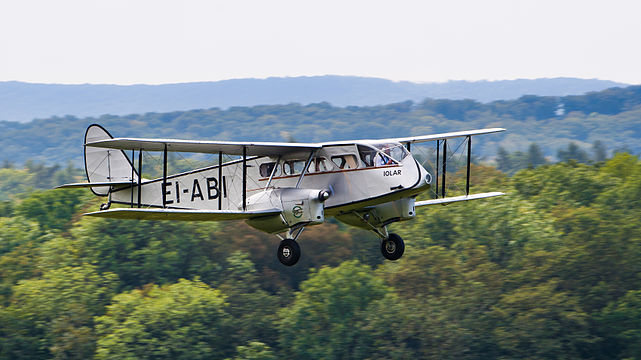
[84,208,281,221]
[415,192,505,207]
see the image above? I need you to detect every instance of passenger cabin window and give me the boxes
[283,160,306,175]
[331,155,358,169]
[307,157,329,173]
[259,162,279,178]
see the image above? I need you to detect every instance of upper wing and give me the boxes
[83,207,281,221]
[85,138,321,156]
[378,128,506,145]
[415,192,505,207]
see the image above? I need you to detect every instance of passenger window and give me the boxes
[331,155,358,169]
[308,157,329,173]
[283,160,306,175]
[259,162,279,177]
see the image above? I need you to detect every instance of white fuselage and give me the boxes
[110,142,431,218]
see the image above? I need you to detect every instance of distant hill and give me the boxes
[1,84,640,166]
[0,76,627,123]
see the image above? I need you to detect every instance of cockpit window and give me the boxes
[358,144,396,167]
[372,142,409,163]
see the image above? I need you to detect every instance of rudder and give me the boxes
[84,124,138,196]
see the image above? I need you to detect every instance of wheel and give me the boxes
[277,238,301,266]
[381,233,405,260]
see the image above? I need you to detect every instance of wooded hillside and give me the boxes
[1,155,641,359]
[1,84,640,166]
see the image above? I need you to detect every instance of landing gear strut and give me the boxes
[381,233,405,260]
[277,238,301,266]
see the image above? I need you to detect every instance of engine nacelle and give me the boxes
[335,197,416,231]
[245,188,327,234]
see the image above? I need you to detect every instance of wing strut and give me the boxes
[435,140,439,198]
[218,151,222,210]
[130,149,135,207]
[265,155,281,191]
[162,144,168,208]
[137,149,143,208]
[466,136,471,195]
[441,139,447,198]
[296,150,316,188]
[242,146,247,211]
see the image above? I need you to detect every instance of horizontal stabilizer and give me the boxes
[83,207,281,221]
[415,192,505,207]
[56,181,134,189]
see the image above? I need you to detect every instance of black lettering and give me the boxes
[191,179,204,201]
[175,182,180,203]
[223,176,227,198]
[163,181,174,204]
[206,177,219,200]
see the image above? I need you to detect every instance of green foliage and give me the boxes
[14,189,86,232]
[70,218,224,290]
[227,342,276,360]
[0,265,118,359]
[0,201,13,217]
[94,279,232,360]
[492,280,590,359]
[0,168,34,201]
[558,142,590,163]
[0,153,641,359]
[0,163,82,201]
[597,290,641,359]
[278,260,389,359]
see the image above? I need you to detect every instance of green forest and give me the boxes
[1,85,640,166]
[1,152,641,359]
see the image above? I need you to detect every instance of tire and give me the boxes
[277,239,301,266]
[381,233,405,260]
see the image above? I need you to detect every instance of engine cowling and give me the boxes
[335,197,416,231]
[245,188,327,234]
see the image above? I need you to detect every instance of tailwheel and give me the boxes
[277,238,301,266]
[381,233,405,261]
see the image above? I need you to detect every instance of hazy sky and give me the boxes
[1,0,639,85]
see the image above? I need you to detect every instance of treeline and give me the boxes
[1,154,641,358]
[1,85,640,166]
[496,140,619,174]
[0,161,81,201]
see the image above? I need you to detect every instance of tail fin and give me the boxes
[84,124,138,196]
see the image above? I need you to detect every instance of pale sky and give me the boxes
[1,0,640,85]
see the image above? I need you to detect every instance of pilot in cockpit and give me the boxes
[374,145,394,167]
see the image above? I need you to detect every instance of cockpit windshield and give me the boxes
[357,142,409,168]
[371,142,409,163]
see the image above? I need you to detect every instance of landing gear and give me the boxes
[381,233,405,260]
[277,238,301,266]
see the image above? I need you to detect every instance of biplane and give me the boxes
[58,124,505,266]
